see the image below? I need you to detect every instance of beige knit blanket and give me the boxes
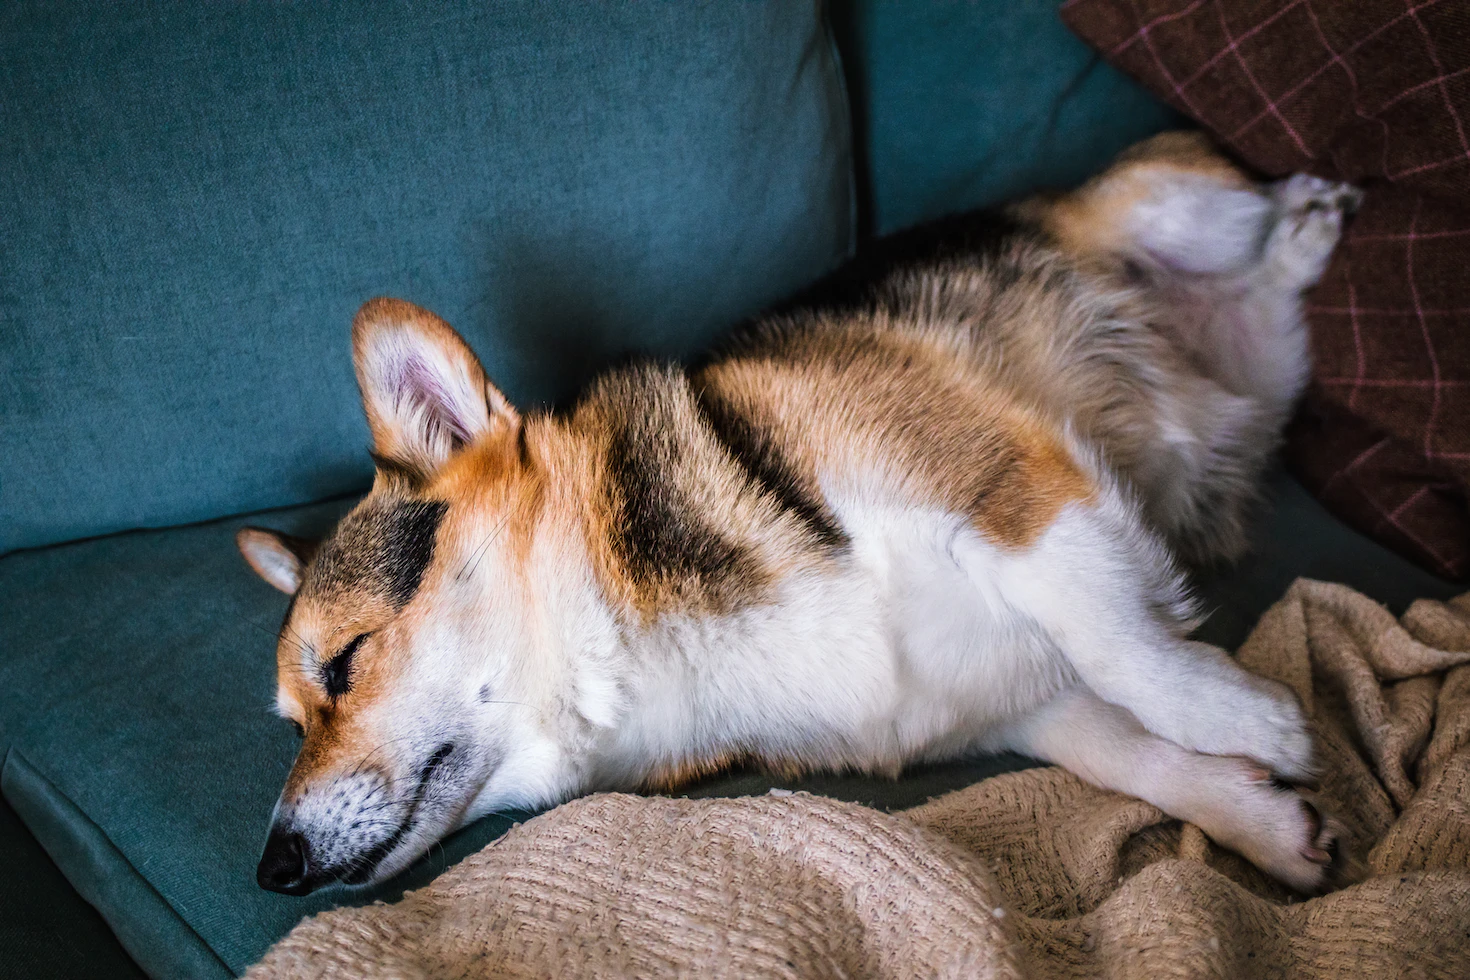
[249,580,1470,979]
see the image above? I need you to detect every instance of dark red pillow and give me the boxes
[1061,0,1470,579]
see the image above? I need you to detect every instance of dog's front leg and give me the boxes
[1061,627,1316,785]
[1011,560,1316,782]
[997,687,1347,893]
[988,508,1316,782]
[1005,535,1315,783]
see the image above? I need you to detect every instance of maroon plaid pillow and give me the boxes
[1062,0,1470,580]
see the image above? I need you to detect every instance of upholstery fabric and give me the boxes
[248,579,1470,980]
[0,473,1454,976]
[834,0,1183,235]
[0,1,853,554]
[3,753,231,980]
[1061,0,1470,580]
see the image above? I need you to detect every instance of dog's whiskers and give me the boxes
[456,514,512,581]
[345,735,424,780]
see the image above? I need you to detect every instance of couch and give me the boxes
[1,3,1458,977]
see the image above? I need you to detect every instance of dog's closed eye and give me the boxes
[323,633,368,699]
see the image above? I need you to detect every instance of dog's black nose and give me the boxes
[257,829,313,895]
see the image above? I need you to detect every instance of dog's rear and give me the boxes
[238,133,1358,897]
[1022,131,1358,561]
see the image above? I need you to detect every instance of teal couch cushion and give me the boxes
[1,473,1456,977]
[0,1,853,554]
[835,0,1184,235]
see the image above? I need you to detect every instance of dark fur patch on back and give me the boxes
[692,385,848,552]
[605,430,754,606]
[602,375,764,611]
[306,497,448,609]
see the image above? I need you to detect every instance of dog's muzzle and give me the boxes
[255,742,458,895]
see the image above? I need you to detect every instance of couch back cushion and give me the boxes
[0,2,852,554]
[835,0,1181,235]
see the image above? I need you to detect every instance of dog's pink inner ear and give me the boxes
[393,355,476,449]
[352,298,520,482]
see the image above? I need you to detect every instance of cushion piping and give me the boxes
[2,749,233,980]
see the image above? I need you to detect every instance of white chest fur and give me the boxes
[594,489,1089,784]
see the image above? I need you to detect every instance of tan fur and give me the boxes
[435,434,545,570]
[569,365,840,619]
[277,602,408,780]
[695,333,1094,551]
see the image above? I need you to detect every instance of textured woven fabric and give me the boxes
[1059,0,1470,580]
[247,579,1470,979]
[0,2,852,555]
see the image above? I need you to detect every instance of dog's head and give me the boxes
[237,299,619,894]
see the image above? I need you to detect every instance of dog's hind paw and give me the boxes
[1265,173,1362,290]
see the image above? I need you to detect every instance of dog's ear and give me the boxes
[351,297,519,484]
[237,527,318,595]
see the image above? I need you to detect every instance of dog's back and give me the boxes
[703,132,1340,568]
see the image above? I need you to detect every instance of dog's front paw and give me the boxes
[1234,768,1355,894]
[1167,665,1317,784]
[1232,674,1316,784]
[1265,173,1362,289]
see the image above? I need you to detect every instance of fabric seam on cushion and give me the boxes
[0,487,369,565]
[2,748,234,980]
[819,0,861,258]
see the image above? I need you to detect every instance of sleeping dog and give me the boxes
[238,133,1360,896]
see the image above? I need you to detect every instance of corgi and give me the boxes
[237,133,1360,897]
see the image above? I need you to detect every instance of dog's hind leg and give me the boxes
[1047,131,1360,414]
[1027,132,1360,562]
[998,686,1348,893]
[1137,167,1360,414]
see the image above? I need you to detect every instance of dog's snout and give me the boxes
[257,828,314,895]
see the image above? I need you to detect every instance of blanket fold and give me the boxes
[249,580,1470,979]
